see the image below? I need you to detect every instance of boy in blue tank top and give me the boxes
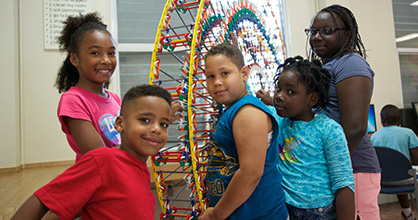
[199,43,287,220]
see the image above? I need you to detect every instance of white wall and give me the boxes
[0,0,403,168]
[0,0,113,168]
[1,0,20,168]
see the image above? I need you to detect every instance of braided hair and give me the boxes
[54,12,111,93]
[308,4,366,62]
[274,56,331,111]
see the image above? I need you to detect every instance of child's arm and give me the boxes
[409,147,418,165]
[200,105,271,219]
[12,195,49,220]
[64,117,106,154]
[336,77,372,155]
[255,89,273,106]
[324,121,355,219]
[335,186,355,220]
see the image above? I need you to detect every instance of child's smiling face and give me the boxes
[70,30,117,88]
[273,70,317,122]
[204,54,249,108]
[116,96,170,162]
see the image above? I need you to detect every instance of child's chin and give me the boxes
[276,112,288,118]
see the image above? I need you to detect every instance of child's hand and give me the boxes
[170,102,183,124]
[199,207,223,220]
[228,31,238,46]
[255,89,273,106]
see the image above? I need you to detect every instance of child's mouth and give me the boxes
[144,137,161,147]
[215,90,226,96]
[96,69,112,75]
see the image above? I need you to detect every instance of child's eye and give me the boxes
[91,51,99,55]
[139,118,150,123]
[222,72,228,76]
[160,122,169,128]
[206,74,214,79]
[109,51,116,56]
[287,90,295,95]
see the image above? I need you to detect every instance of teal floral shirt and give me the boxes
[276,114,354,208]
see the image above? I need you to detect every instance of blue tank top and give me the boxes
[206,95,287,219]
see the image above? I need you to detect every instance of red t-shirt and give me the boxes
[35,147,154,219]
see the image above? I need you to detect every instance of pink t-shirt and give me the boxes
[35,147,155,220]
[57,87,121,162]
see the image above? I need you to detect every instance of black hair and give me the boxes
[274,56,331,111]
[308,4,366,61]
[381,104,401,125]
[54,12,112,93]
[120,84,172,116]
[205,42,244,69]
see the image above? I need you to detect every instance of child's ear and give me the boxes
[381,117,386,125]
[69,53,79,67]
[241,65,250,81]
[309,92,319,107]
[114,116,124,133]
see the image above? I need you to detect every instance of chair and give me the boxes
[374,146,418,212]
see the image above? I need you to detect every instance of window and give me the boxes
[392,0,418,107]
[115,1,168,97]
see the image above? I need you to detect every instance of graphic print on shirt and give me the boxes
[279,137,301,163]
[99,113,121,145]
[207,141,239,197]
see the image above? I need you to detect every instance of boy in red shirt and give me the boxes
[12,85,172,220]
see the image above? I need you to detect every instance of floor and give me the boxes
[380,202,415,220]
[0,164,413,219]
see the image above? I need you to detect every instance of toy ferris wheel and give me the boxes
[149,0,286,219]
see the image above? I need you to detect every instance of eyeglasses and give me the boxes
[304,27,346,36]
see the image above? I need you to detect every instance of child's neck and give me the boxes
[289,111,315,122]
[75,82,108,98]
[383,123,399,127]
[119,144,148,163]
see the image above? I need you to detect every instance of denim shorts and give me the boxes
[286,203,336,220]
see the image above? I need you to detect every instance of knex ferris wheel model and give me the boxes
[149,0,286,219]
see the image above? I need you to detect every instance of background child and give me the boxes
[11,84,172,220]
[199,43,287,220]
[54,12,121,162]
[306,5,381,219]
[273,56,354,220]
[371,104,418,220]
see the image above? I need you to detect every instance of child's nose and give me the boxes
[274,91,284,102]
[150,123,161,133]
[214,78,222,86]
[311,32,323,40]
[102,55,112,64]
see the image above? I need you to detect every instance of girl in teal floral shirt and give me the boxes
[273,56,354,220]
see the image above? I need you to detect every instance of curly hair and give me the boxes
[307,4,366,62]
[120,84,172,116]
[54,12,112,93]
[274,56,331,111]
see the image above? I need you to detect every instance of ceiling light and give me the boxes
[396,33,418,42]
[411,1,418,6]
